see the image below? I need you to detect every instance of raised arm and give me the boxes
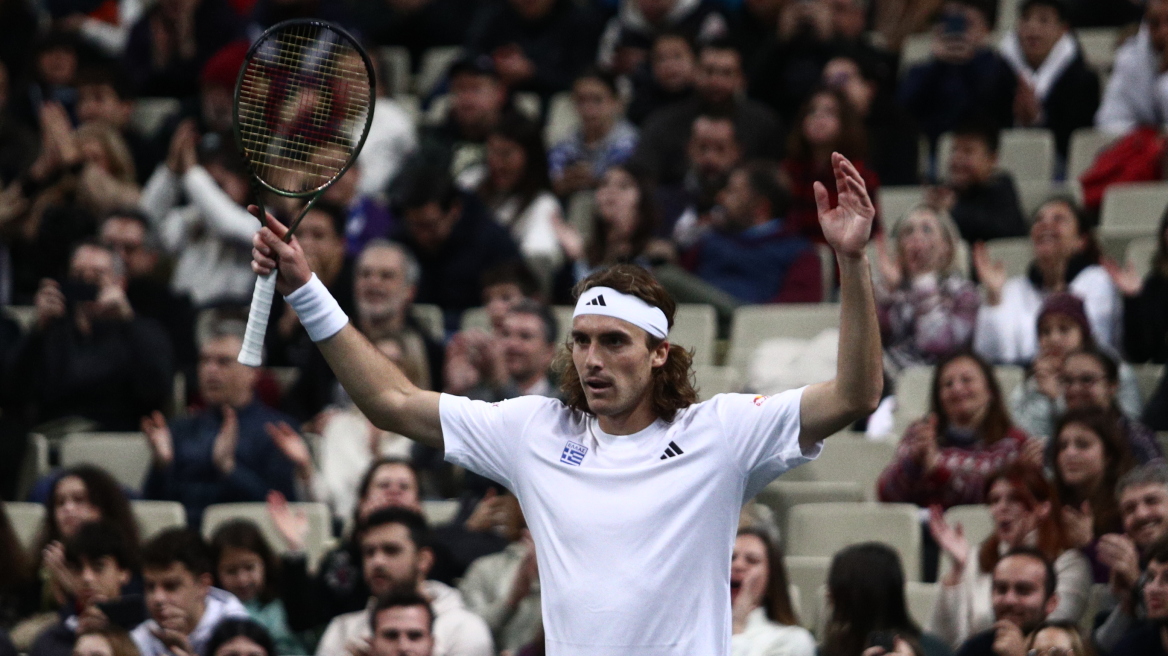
[799,153,884,449]
[251,209,443,449]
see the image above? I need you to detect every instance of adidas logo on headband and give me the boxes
[572,286,668,339]
[585,295,607,307]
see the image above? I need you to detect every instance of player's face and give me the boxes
[570,314,669,420]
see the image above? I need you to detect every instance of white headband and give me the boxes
[572,286,669,339]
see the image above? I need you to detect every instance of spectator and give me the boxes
[780,87,882,245]
[246,0,351,36]
[1095,0,1168,134]
[140,125,257,308]
[30,523,137,656]
[998,0,1099,161]
[466,0,602,99]
[195,42,247,135]
[1095,463,1168,652]
[951,547,1059,656]
[203,619,277,656]
[122,0,242,98]
[458,496,540,653]
[626,32,697,126]
[1051,409,1134,561]
[929,465,1091,649]
[314,508,492,656]
[973,197,1120,364]
[1113,207,1168,366]
[391,164,522,330]
[730,0,783,70]
[74,64,161,186]
[823,55,922,186]
[1111,534,1168,655]
[898,0,1016,148]
[875,205,980,375]
[482,261,543,333]
[1023,622,1089,656]
[665,113,742,242]
[446,300,559,401]
[272,459,423,631]
[131,529,248,656]
[1058,347,1162,465]
[358,88,418,206]
[729,527,814,656]
[0,60,37,185]
[597,0,730,74]
[930,122,1027,244]
[13,241,173,430]
[417,55,511,188]
[209,521,303,655]
[70,628,139,656]
[52,0,143,59]
[548,69,639,197]
[0,503,36,629]
[476,115,565,282]
[878,352,1032,510]
[370,591,436,656]
[357,0,478,69]
[681,160,821,303]
[821,543,952,656]
[99,210,197,372]
[12,33,80,128]
[1009,293,1144,441]
[338,162,398,258]
[0,0,38,90]
[632,39,783,186]
[141,320,297,527]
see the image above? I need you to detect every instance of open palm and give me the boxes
[816,152,876,258]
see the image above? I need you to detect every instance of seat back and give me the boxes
[421,500,461,527]
[202,502,333,570]
[984,237,1034,279]
[943,504,995,551]
[1101,182,1168,239]
[415,46,462,97]
[1134,364,1166,404]
[132,501,187,540]
[999,129,1055,182]
[755,480,865,549]
[779,437,898,501]
[411,304,446,341]
[4,502,45,551]
[1067,128,1119,180]
[729,304,840,372]
[787,502,923,581]
[905,581,940,628]
[693,365,742,401]
[784,555,831,631]
[60,433,152,491]
[1126,236,1160,279]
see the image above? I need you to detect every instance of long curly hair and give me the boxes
[556,264,697,422]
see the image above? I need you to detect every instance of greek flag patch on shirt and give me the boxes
[560,441,588,466]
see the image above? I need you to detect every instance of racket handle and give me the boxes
[239,272,278,367]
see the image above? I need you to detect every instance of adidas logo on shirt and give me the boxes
[585,295,607,306]
[659,441,685,460]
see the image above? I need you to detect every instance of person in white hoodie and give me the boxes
[139,120,258,308]
[1095,0,1168,135]
[316,508,493,656]
[131,529,249,656]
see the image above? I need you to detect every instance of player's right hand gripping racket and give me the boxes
[234,19,375,366]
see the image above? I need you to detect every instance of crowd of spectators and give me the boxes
[0,0,1167,654]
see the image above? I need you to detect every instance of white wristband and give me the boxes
[284,273,349,342]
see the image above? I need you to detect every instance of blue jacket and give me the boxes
[144,401,297,527]
[685,219,821,304]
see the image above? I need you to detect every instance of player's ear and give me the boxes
[649,339,670,368]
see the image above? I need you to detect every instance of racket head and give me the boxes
[233,19,375,199]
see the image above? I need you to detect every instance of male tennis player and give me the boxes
[249,152,882,656]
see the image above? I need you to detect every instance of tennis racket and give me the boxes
[233,19,376,366]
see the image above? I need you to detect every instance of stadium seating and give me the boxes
[728,304,840,372]
[129,98,181,138]
[544,91,580,147]
[60,432,152,492]
[565,190,595,236]
[416,46,462,98]
[877,186,924,226]
[202,502,333,570]
[421,499,461,527]
[1100,182,1168,241]
[784,555,831,631]
[376,46,412,97]
[984,236,1034,279]
[937,129,1056,183]
[411,304,446,341]
[892,366,1033,436]
[693,365,742,401]
[780,437,897,500]
[1077,28,1122,73]
[1126,236,1160,278]
[755,480,865,549]
[787,502,922,580]
[1067,128,1118,181]
[3,501,44,551]
[3,305,35,333]
[132,501,187,540]
[905,581,939,627]
[1135,364,1166,405]
[943,504,995,550]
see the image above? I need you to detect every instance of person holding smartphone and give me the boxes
[30,522,139,656]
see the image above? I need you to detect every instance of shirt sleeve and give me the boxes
[711,389,819,498]
[440,394,555,491]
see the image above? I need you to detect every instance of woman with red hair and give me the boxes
[927,463,1091,649]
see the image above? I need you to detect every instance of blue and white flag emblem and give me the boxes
[560,441,587,466]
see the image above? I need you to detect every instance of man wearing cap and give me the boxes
[248,152,883,656]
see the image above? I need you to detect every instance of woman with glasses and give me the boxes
[1059,347,1161,466]
[1025,621,1092,656]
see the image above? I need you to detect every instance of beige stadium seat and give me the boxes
[132,501,187,540]
[267,367,300,397]
[780,437,897,501]
[728,304,840,372]
[60,433,152,491]
[672,304,717,365]
[878,186,925,224]
[202,502,332,569]
[1016,180,1068,217]
[421,500,461,527]
[459,307,492,333]
[693,365,742,401]
[1126,236,1159,279]
[1100,182,1168,240]
[995,365,1025,398]
[3,305,36,333]
[1067,128,1119,181]
[985,237,1034,279]
[999,129,1055,183]
[1077,28,1121,73]
[1134,364,1165,404]
[893,365,934,436]
[755,480,864,549]
[905,582,940,627]
[376,46,411,97]
[784,555,831,630]
[415,46,462,97]
[943,504,995,550]
[16,433,50,502]
[566,190,595,237]
[787,502,923,581]
[4,502,45,551]
[130,98,181,138]
[411,304,445,341]
[899,34,933,73]
[513,92,542,122]
[395,94,422,126]
[544,91,580,147]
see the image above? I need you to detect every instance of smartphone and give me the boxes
[97,594,146,630]
[865,630,898,652]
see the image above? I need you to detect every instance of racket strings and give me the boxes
[236,22,372,194]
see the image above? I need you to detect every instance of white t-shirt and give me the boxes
[440,388,818,656]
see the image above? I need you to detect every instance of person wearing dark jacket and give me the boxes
[596,0,729,74]
[122,0,242,98]
[357,0,479,71]
[998,0,1099,161]
[142,321,297,528]
[934,123,1028,243]
[12,242,174,431]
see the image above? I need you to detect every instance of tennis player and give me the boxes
[249,152,882,656]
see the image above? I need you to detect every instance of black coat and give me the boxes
[1040,53,1100,159]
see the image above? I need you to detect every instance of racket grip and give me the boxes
[239,272,278,367]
